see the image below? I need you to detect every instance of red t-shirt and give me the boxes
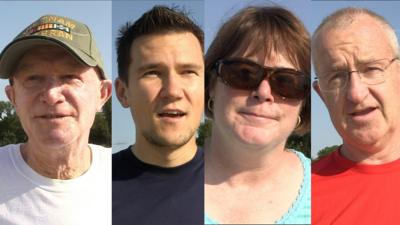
[312,149,400,225]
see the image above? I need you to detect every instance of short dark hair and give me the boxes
[205,5,310,135]
[116,5,204,83]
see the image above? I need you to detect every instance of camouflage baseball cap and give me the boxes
[0,14,106,79]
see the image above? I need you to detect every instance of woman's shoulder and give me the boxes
[277,149,311,224]
[289,149,311,166]
[205,214,219,225]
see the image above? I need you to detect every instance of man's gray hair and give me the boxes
[312,7,399,58]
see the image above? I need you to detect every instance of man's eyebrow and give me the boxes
[136,62,203,73]
[327,60,350,70]
[357,58,386,65]
[136,63,163,73]
[14,63,33,72]
[177,63,203,70]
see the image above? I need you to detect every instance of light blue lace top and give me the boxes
[204,150,311,224]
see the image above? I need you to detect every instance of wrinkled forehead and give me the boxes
[313,20,395,68]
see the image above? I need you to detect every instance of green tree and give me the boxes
[0,101,27,146]
[103,99,111,133]
[89,99,111,147]
[315,145,339,161]
[286,132,311,158]
[89,111,111,147]
[196,119,212,147]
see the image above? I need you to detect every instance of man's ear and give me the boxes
[97,79,112,111]
[115,78,130,108]
[313,80,327,104]
[5,85,16,107]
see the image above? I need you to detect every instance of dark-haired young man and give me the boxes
[112,6,204,225]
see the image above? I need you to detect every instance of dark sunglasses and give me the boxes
[215,58,310,100]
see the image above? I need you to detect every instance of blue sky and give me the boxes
[2,1,400,158]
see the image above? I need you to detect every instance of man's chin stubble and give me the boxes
[142,128,196,150]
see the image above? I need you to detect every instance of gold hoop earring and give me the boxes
[207,98,214,113]
[296,116,302,128]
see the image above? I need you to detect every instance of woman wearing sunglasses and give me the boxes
[204,5,311,224]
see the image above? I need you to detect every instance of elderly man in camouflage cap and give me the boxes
[0,14,112,225]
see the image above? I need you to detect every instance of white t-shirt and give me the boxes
[0,144,111,225]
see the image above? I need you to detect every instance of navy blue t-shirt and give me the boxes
[112,146,204,225]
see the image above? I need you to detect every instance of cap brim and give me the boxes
[0,36,99,79]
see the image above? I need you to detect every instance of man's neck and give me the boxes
[21,140,92,179]
[342,135,400,164]
[132,138,198,168]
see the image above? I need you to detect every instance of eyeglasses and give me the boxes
[317,57,398,92]
[214,58,310,100]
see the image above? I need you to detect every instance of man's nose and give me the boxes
[39,80,65,105]
[160,73,184,100]
[346,71,369,103]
